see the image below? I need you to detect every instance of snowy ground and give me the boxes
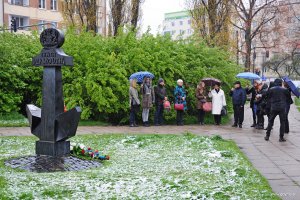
[0,134,279,199]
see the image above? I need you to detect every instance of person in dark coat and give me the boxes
[246,82,258,127]
[195,81,208,125]
[230,81,247,128]
[283,82,294,134]
[265,81,275,119]
[265,78,290,142]
[254,80,268,129]
[154,78,167,126]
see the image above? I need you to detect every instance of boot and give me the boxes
[264,136,269,141]
[232,124,238,128]
[250,123,256,127]
[145,121,150,127]
[279,137,286,142]
[130,123,134,127]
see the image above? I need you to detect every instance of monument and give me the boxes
[5,28,102,172]
[27,28,81,157]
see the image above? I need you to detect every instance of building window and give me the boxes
[180,21,183,25]
[180,30,185,34]
[171,22,175,26]
[10,15,29,30]
[39,0,46,9]
[51,0,57,10]
[10,0,29,6]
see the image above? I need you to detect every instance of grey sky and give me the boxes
[141,0,186,34]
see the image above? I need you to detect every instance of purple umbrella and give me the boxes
[283,76,300,98]
[201,78,221,87]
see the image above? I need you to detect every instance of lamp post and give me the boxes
[253,47,256,73]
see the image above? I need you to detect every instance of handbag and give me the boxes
[163,100,171,110]
[203,102,212,112]
[221,106,227,116]
[174,103,184,111]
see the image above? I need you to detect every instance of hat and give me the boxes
[234,81,241,85]
[274,78,283,86]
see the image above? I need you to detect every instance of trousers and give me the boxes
[266,109,286,138]
[176,110,184,125]
[154,104,164,125]
[142,108,150,122]
[233,105,244,125]
[198,109,205,123]
[214,115,221,125]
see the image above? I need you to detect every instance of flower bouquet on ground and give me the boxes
[70,143,110,161]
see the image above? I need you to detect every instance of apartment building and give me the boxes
[1,0,107,35]
[236,0,300,76]
[162,11,193,40]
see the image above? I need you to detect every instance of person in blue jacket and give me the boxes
[174,79,187,126]
[229,81,247,128]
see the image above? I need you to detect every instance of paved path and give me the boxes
[1,104,300,199]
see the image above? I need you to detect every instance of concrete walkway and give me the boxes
[1,104,300,199]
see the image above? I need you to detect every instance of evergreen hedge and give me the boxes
[0,30,241,124]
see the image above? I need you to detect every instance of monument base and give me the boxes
[36,141,70,156]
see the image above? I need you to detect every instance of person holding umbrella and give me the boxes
[195,81,208,125]
[229,81,247,128]
[140,77,155,127]
[208,82,226,125]
[236,72,261,127]
[174,79,187,126]
[129,79,140,127]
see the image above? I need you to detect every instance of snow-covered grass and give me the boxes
[0,112,28,127]
[0,134,279,200]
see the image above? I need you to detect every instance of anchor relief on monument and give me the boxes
[26,28,81,157]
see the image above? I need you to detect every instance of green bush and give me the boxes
[0,29,241,124]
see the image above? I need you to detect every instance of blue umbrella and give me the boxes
[283,76,300,98]
[129,71,155,84]
[236,72,261,80]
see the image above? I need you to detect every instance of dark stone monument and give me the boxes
[5,28,101,172]
[26,28,81,157]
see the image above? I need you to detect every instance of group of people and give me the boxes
[129,76,293,142]
[129,77,227,127]
[246,78,293,142]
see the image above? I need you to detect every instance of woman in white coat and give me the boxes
[209,82,226,125]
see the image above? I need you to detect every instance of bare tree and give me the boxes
[62,0,97,32]
[231,0,278,71]
[186,0,231,47]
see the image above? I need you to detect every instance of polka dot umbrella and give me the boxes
[129,71,155,84]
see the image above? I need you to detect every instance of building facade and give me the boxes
[162,11,193,40]
[236,0,300,77]
[1,0,4,26]
[3,0,63,32]
[1,0,107,35]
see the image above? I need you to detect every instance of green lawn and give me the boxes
[0,134,279,199]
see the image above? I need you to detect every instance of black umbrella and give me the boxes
[201,78,221,87]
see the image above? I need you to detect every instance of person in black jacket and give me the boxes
[154,78,167,126]
[246,82,258,127]
[254,81,268,129]
[265,78,290,142]
[230,81,247,128]
[283,82,294,134]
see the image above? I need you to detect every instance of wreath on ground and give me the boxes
[70,143,110,160]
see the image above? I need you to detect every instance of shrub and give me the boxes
[0,29,241,123]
